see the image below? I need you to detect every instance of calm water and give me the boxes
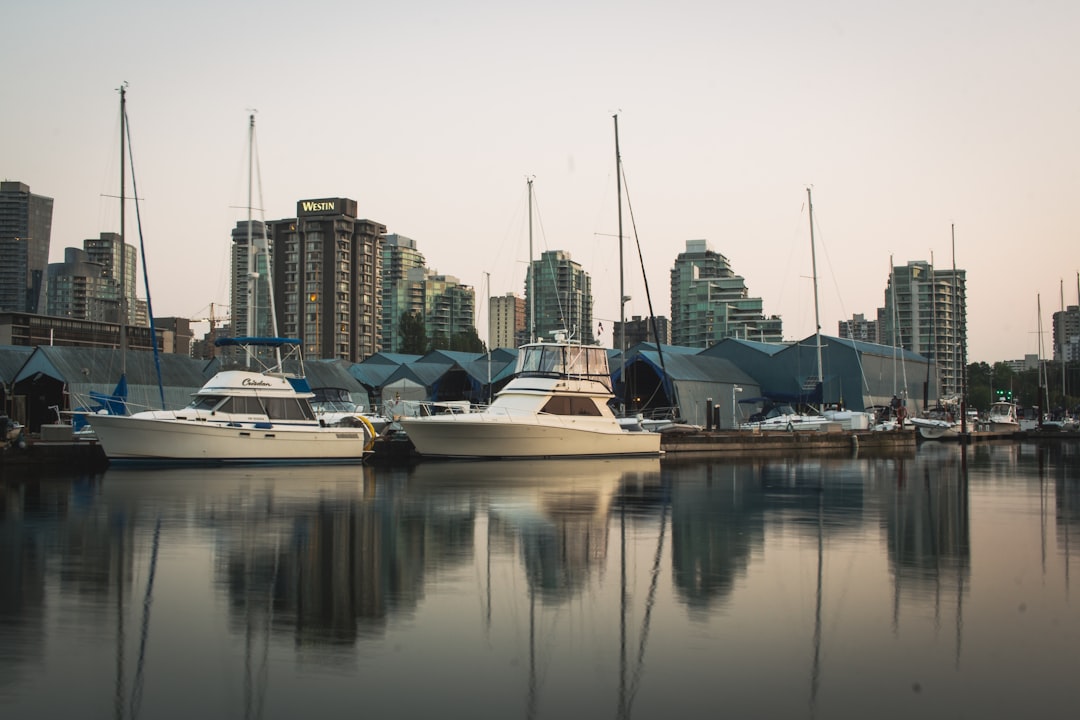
[2,441,1078,720]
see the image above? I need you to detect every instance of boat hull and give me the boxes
[88,414,370,463]
[398,414,661,459]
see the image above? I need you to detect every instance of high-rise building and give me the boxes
[1053,304,1080,363]
[46,248,115,322]
[525,250,594,344]
[0,181,53,314]
[669,240,782,348]
[270,198,384,361]
[838,313,878,344]
[422,271,475,348]
[84,232,137,325]
[489,292,525,349]
[380,234,426,352]
[615,315,670,348]
[229,220,274,339]
[45,232,140,325]
[879,260,967,397]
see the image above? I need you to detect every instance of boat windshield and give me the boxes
[189,395,226,411]
[516,343,610,380]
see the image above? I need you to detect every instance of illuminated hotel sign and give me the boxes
[298,198,338,215]
[296,197,358,218]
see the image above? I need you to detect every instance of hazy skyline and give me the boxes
[5,1,1077,362]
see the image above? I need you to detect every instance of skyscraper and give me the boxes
[229,220,274,338]
[0,181,53,314]
[84,232,137,324]
[669,239,782,347]
[525,250,594,344]
[489,292,525,349]
[879,260,967,398]
[380,234,426,352]
[270,198,384,361]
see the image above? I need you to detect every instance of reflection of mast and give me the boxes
[809,472,823,713]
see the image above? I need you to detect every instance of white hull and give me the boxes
[398,414,661,459]
[909,418,960,440]
[89,414,369,463]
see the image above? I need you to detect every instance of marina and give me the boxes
[1,440,1078,719]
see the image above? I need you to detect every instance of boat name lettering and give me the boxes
[242,378,273,387]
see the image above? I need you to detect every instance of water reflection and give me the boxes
[1,444,1079,719]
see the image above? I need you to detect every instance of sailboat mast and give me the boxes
[1062,278,1067,410]
[119,83,128,372]
[615,114,625,412]
[527,177,535,343]
[246,113,256,368]
[951,224,958,398]
[952,224,965,433]
[807,188,823,404]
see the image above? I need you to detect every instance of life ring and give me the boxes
[356,414,377,452]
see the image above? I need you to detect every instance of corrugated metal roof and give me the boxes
[0,346,34,384]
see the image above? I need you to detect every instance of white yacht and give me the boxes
[88,338,375,463]
[397,336,662,459]
[987,401,1020,433]
[739,403,832,432]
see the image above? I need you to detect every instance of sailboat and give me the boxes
[88,114,377,464]
[910,225,964,440]
[73,83,163,431]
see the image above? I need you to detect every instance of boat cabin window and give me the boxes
[264,397,316,421]
[540,396,603,416]
[216,396,266,415]
[517,344,611,380]
[190,395,226,411]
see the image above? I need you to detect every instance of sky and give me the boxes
[4,0,1078,363]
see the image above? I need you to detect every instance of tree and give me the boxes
[399,311,428,354]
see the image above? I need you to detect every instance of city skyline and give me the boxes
[4,1,1078,363]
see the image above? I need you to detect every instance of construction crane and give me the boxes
[192,303,230,358]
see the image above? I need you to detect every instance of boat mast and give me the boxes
[246,113,256,367]
[807,187,823,408]
[952,224,965,433]
[615,114,625,413]
[118,83,128,376]
[527,177,535,344]
[1062,278,1067,412]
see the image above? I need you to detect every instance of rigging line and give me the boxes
[625,502,668,713]
[619,164,668,407]
[123,104,167,410]
[129,516,162,720]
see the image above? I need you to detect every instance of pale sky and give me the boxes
[5,0,1078,362]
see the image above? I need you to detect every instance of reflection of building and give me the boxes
[669,463,767,608]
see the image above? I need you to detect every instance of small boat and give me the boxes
[739,402,832,432]
[310,387,390,435]
[909,404,961,440]
[396,334,662,459]
[986,401,1020,433]
[88,337,375,463]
